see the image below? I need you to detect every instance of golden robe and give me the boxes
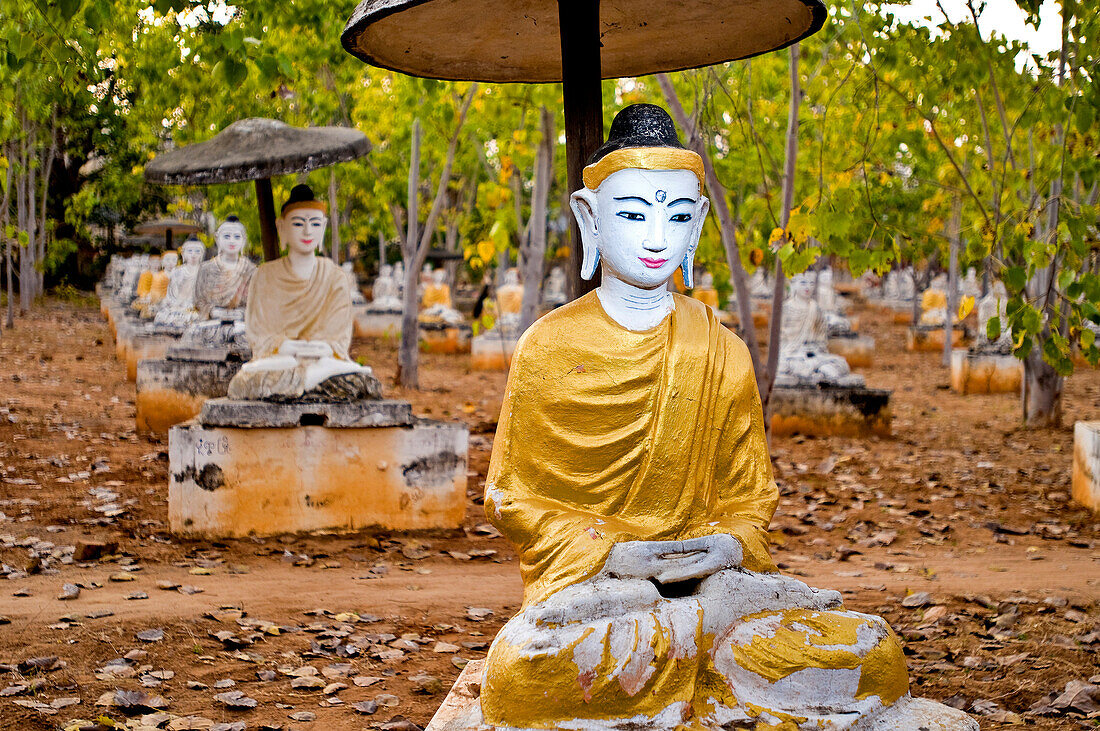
[135,270,154,298]
[149,271,170,302]
[421,282,453,310]
[482,293,908,729]
[692,287,719,309]
[485,292,777,608]
[244,256,353,360]
[496,284,524,315]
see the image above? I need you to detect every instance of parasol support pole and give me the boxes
[558,0,603,301]
[165,229,173,250]
[255,177,280,261]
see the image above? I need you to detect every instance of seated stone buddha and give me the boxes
[227,184,377,402]
[478,105,974,731]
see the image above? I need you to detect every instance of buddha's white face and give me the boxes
[791,274,814,300]
[161,253,178,272]
[216,223,247,257]
[181,244,205,267]
[571,168,708,290]
[277,209,327,256]
[432,270,445,285]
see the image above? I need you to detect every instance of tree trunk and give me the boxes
[943,190,961,367]
[397,119,423,390]
[657,73,765,395]
[328,169,341,264]
[762,43,803,419]
[520,107,555,332]
[37,117,57,297]
[396,86,477,390]
[2,143,12,329]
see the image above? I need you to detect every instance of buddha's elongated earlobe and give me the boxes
[680,253,695,289]
[570,189,601,281]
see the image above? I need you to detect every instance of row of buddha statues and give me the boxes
[99,103,976,730]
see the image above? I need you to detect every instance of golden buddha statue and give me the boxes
[136,251,177,318]
[418,268,464,325]
[478,105,974,731]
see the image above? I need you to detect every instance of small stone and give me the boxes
[136,628,165,642]
[288,711,316,722]
[900,591,933,608]
[109,572,135,582]
[375,693,400,707]
[57,583,80,601]
[352,699,378,714]
[214,690,258,709]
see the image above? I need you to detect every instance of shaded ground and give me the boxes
[0,297,1096,730]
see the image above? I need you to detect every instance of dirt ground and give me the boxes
[0,297,1097,731]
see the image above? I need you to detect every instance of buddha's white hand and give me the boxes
[603,535,742,584]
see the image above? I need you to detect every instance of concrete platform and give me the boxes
[1073,421,1100,514]
[135,357,246,435]
[906,324,967,352]
[199,398,413,428]
[420,322,472,354]
[470,332,520,371]
[950,351,1022,394]
[355,309,403,338]
[124,332,178,382]
[169,405,468,537]
[770,385,892,438]
[828,334,875,368]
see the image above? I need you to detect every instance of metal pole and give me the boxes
[255,178,280,261]
[558,0,604,301]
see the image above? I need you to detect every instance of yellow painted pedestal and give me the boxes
[949,351,1022,394]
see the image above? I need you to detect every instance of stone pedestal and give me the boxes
[136,355,245,435]
[906,324,967,352]
[125,332,178,382]
[828,334,875,368]
[770,385,892,438]
[950,351,1022,394]
[168,399,468,537]
[419,322,472,354]
[470,331,520,371]
[355,309,403,338]
[426,660,484,731]
[1073,421,1100,514]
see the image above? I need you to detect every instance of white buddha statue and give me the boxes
[392,260,406,297]
[193,216,256,321]
[542,265,568,308]
[369,264,402,311]
[816,268,854,336]
[972,281,1013,355]
[775,272,864,387]
[962,267,980,301]
[919,274,950,327]
[418,268,464,326]
[342,262,368,305]
[750,265,771,298]
[476,105,973,731]
[227,185,377,402]
[154,238,206,330]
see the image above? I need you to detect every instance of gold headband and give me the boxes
[281,200,328,217]
[582,147,705,190]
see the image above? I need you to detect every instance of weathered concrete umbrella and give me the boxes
[132,219,203,249]
[144,118,371,261]
[341,0,826,296]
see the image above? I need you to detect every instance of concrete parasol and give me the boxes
[341,0,826,297]
[132,219,203,249]
[144,118,371,261]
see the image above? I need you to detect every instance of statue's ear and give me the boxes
[680,195,710,289]
[570,189,601,280]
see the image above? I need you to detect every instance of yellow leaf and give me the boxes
[477,240,495,262]
[768,227,786,245]
[957,296,975,320]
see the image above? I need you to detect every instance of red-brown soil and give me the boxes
[0,298,1096,730]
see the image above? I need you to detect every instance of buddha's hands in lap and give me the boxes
[603,534,743,585]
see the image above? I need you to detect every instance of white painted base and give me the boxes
[168,418,467,537]
[470,332,520,371]
[355,310,403,338]
[1073,421,1100,514]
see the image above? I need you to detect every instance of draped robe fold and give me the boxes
[244,256,354,360]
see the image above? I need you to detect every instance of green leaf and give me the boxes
[986,315,1001,342]
[56,0,82,20]
[1003,266,1026,294]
